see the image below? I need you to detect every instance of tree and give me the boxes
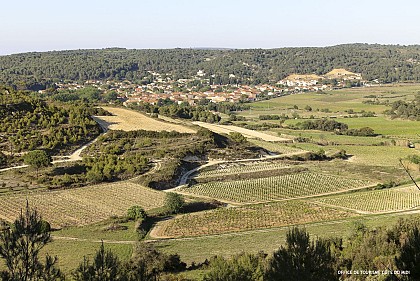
[165,193,185,214]
[127,206,147,221]
[23,150,51,178]
[265,227,337,281]
[125,243,186,281]
[395,226,420,280]
[203,253,265,281]
[229,132,246,144]
[73,242,123,281]
[0,202,64,280]
[0,151,7,167]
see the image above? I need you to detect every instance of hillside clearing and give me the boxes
[192,121,291,142]
[95,107,196,133]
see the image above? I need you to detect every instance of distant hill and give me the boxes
[1,44,420,90]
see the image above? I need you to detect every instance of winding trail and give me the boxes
[164,150,310,193]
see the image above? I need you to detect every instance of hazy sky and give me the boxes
[1,0,420,55]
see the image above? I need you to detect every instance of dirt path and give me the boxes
[192,121,292,142]
[52,235,136,245]
[0,118,108,173]
[164,150,309,193]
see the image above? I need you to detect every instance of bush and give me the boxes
[165,193,185,214]
[127,206,147,221]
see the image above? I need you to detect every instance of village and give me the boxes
[51,68,365,105]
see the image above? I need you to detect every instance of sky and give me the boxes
[1,0,420,55]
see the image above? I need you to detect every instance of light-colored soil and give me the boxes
[192,122,291,142]
[324,68,359,78]
[285,74,322,81]
[96,107,196,133]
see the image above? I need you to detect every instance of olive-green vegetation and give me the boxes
[385,94,420,120]
[0,86,101,165]
[293,118,376,136]
[23,150,52,177]
[4,45,420,90]
[130,102,222,123]
[165,193,185,215]
[0,203,64,280]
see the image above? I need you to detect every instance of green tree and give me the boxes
[73,242,123,281]
[203,253,265,281]
[165,193,185,214]
[127,206,147,221]
[0,151,7,167]
[125,243,186,281]
[0,202,64,280]
[229,132,246,144]
[395,226,420,280]
[23,150,52,178]
[266,227,337,281]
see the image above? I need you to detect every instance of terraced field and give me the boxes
[196,161,292,178]
[152,200,358,238]
[180,172,373,204]
[313,185,420,213]
[0,182,165,227]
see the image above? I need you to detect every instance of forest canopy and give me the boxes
[2,44,420,89]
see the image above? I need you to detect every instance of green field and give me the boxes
[248,139,306,153]
[248,92,388,115]
[243,84,420,119]
[294,143,420,167]
[284,116,420,139]
[42,240,133,277]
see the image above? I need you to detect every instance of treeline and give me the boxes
[3,44,420,89]
[385,95,420,120]
[0,86,101,156]
[294,119,377,136]
[2,204,420,280]
[43,86,120,104]
[130,101,221,123]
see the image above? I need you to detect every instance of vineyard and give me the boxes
[313,185,420,213]
[196,161,292,178]
[0,182,165,227]
[180,172,373,204]
[152,200,358,238]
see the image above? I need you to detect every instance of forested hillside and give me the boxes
[0,86,102,166]
[2,44,420,90]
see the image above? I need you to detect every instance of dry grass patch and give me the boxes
[95,107,196,133]
[193,122,290,142]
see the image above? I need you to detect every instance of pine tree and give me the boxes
[0,201,64,280]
